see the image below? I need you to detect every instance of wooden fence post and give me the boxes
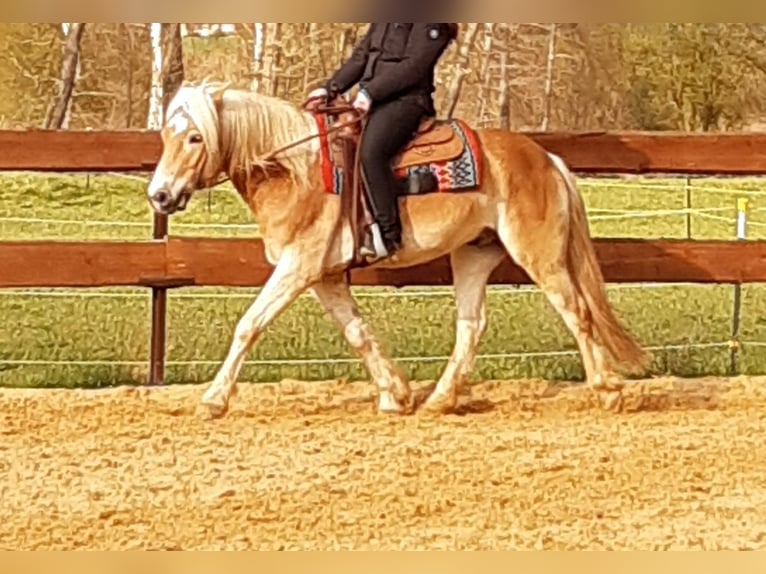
[148,23,184,386]
[149,212,169,386]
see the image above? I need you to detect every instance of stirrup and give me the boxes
[359,223,392,262]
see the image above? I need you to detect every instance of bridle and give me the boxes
[196,99,363,192]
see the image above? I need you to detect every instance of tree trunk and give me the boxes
[444,23,480,119]
[337,25,354,67]
[160,23,185,114]
[302,23,319,92]
[44,22,84,129]
[147,23,163,129]
[124,23,135,128]
[270,23,284,96]
[476,24,495,127]
[540,23,559,131]
[259,23,281,96]
[498,51,510,130]
[251,23,264,91]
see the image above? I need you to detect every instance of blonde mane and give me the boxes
[166,81,319,189]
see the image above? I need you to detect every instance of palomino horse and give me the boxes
[147,81,649,418]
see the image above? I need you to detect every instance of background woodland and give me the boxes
[3,23,766,133]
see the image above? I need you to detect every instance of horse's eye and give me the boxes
[189,134,203,144]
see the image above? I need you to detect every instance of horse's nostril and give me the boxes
[154,190,169,205]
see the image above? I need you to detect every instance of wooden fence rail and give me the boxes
[4,129,766,174]
[2,238,766,288]
[1,129,766,384]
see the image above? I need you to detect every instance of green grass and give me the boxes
[1,172,766,389]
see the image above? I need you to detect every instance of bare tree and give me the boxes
[443,23,480,119]
[144,23,184,127]
[540,23,558,130]
[161,23,185,112]
[123,23,135,128]
[475,24,496,126]
[147,23,163,128]
[251,23,264,91]
[301,23,320,92]
[8,23,766,133]
[254,23,281,95]
[44,23,84,129]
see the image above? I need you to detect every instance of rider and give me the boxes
[306,23,459,261]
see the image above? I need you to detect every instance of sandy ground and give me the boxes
[2,375,766,550]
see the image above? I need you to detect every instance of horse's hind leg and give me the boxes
[420,242,506,414]
[496,210,622,411]
[310,275,414,414]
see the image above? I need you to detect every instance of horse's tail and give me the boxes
[548,152,650,374]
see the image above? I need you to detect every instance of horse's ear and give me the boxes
[205,82,229,112]
[211,91,225,115]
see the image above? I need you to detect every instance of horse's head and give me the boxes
[147,82,227,215]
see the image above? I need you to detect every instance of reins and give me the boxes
[202,100,362,192]
[191,96,367,275]
[263,101,361,161]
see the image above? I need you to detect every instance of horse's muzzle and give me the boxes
[148,187,191,215]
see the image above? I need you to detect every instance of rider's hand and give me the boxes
[304,87,328,110]
[351,89,371,115]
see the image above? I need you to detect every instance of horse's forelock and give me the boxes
[166,85,224,183]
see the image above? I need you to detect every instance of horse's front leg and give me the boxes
[201,250,315,418]
[310,275,413,414]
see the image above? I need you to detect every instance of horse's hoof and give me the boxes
[598,390,624,413]
[202,401,228,419]
[419,392,457,416]
[377,391,408,416]
[201,391,229,419]
[593,372,626,392]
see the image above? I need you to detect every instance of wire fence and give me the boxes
[0,173,765,383]
[0,280,735,301]
[2,173,766,236]
[0,205,754,230]
[0,341,738,368]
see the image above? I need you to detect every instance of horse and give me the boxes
[146,80,650,419]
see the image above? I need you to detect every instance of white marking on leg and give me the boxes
[544,288,598,383]
[423,245,504,413]
[539,273,625,396]
[202,251,314,415]
[311,278,412,413]
[428,318,483,404]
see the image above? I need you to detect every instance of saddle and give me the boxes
[314,97,466,269]
[326,104,465,171]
